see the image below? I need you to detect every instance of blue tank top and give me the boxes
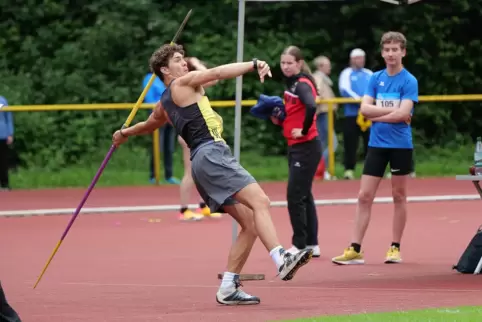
[160,81,225,153]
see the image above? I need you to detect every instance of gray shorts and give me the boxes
[191,141,257,213]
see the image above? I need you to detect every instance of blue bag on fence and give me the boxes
[249,94,286,121]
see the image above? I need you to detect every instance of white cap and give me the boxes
[350,48,365,58]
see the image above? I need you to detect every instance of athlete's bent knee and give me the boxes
[252,193,271,210]
[227,204,258,237]
[237,214,257,236]
[242,219,258,237]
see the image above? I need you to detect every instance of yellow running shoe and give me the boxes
[179,209,204,221]
[385,246,402,264]
[200,206,211,216]
[331,247,364,265]
[200,206,223,218]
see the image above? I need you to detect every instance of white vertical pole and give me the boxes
[232,0,245,244]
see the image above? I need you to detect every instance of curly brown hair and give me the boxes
[149,43,185,80]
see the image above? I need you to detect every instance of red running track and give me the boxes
[1,178,482,321]
[0,177,479,211]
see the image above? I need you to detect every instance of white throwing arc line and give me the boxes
[59,281,482,293]
[0,194,480,217]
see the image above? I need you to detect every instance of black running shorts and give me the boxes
[362,147,413,178]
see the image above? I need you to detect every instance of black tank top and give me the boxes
[160,81,225,151]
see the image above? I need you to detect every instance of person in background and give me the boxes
[271,45,322,258]
[332,31,418,265]
[0,281,22,321]
[177,133,223,221]
[338,48,373,180]
[0,95,14,191]
[144,72,180,185]
[312,55,338,181]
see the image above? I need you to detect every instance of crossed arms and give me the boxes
[360,95,413,123]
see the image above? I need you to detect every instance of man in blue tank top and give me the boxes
[332,31,418,266]
[111,44,314,306]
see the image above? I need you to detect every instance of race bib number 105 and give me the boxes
[376,93,400,109]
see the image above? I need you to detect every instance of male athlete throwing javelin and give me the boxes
[112,44,313,305]
[332,31,418,265]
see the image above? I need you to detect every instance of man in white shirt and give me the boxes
[338,49,373,180]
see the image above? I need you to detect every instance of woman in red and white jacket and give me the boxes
[271,45,322,257]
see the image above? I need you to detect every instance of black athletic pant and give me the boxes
[0,282,21,322]
[0,140,9,188]
[287,138,322,249]
[343,116,370,171]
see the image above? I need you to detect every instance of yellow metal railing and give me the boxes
[3,94,482,184]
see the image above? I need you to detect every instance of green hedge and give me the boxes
[0,0,480,170]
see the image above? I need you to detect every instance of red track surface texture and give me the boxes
[1,178,482,321]
[1,177,479,211]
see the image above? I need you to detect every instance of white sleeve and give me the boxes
[338,68,360,99]
[363,68,374,76]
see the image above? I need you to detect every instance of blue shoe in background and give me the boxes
[165,177,181,185]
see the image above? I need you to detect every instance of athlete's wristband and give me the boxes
[252,58,258,70]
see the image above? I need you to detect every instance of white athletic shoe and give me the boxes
[306,245,321,258]
[287,245,320,258]
[216,278,260,305]
[286,246,301,255]
[278,249,313,281]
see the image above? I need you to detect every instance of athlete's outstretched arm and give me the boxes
[360,95,398,118]
[177,60,271,88]
[369,99,414,123]
[188,57,218,88]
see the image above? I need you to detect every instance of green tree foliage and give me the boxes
[0,0,480,169]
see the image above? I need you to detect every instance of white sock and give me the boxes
[219,272,237,293]
[269,245,285,270]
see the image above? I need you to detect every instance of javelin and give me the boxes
[33,9,193,289]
